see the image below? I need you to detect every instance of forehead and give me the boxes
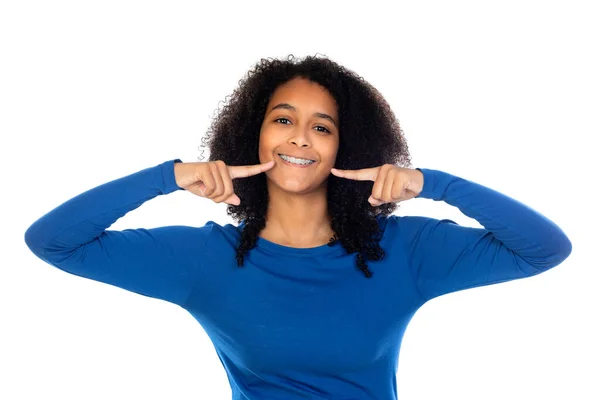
[269,78,337,113]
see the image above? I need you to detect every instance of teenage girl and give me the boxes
[25,55,572,399]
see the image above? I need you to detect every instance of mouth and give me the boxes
[277,153,316,168]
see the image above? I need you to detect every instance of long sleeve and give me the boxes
[24,159,210,307]
[394,168,572,302]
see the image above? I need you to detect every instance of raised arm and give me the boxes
[394,167,572,302]
[24,159,209,307]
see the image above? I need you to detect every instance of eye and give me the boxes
[274,118,331,134]
[275,117,291,125]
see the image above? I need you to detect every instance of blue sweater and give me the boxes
[24,159,572,399]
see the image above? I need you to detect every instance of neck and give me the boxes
[260,183,335,248]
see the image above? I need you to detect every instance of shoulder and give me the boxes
[377,214,459,241]
[377,213,429,232]
[197,219,243,248]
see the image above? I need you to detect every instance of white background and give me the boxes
[2,1,597,399]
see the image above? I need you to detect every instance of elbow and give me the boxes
[519,235,573,273]
[537,235,573,271]
[551,226,574,267]
[24,220,53,262]
[24,222,43,254]
[24,220,82,267]
[24,224,66,267]
[552,235,573,267]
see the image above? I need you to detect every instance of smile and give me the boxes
[278,154,316,167]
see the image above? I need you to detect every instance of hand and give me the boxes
[330,164,424,206]
[175,160,274,205]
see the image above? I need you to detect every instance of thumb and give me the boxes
[225,194,241,205]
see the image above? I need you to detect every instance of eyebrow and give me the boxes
[270,103,338,128]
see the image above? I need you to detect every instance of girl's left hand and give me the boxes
[330,164,424,206]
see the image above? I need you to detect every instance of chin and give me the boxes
[266,174,325,194]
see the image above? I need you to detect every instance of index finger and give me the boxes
[228,160,275,179]
[330,166,380,181]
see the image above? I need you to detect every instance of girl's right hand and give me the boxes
[174,160,275,205]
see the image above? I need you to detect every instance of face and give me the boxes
[258,77,339,194]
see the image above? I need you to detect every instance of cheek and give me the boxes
[258,130,271,157]
[325,142,339,165]
[258,128,275,148]
[258,134,281,165]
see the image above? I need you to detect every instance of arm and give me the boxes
[24,159,209,307]
[394,168,572,302]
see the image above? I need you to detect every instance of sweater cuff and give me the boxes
[415,168,444,201]
[159,159,184,194]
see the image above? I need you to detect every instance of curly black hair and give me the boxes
[199,54,412,278]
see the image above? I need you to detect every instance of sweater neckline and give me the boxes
[238,220,344,257]
[237,215,388,257]
[255,235,343,257]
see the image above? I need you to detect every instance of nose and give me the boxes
[290,140,309,148]
[288,127,311,148]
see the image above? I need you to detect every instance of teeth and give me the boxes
[279,154,314,165]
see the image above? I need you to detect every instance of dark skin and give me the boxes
[257,77,340,248]
[256,77,425,248]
